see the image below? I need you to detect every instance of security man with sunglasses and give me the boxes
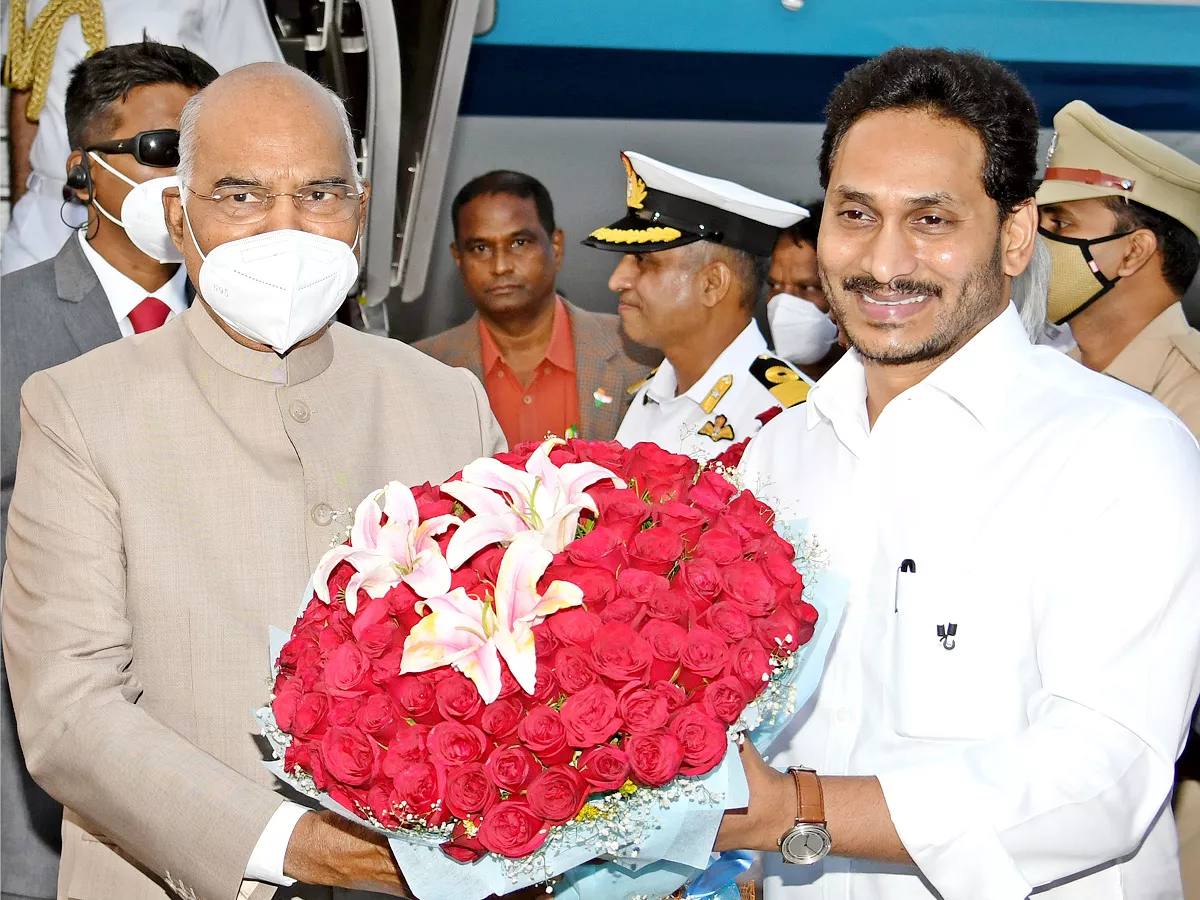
[1037,100,1200,438]
[0,39,217,900]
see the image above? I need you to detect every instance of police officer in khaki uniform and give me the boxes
[1037,100,1200,438]
[584,151,812,462]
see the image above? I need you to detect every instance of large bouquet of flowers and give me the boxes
[258,439,843,900]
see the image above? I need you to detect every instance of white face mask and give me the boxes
[182,202,360,354]
[767,293,839,366]
[88,152,183,264]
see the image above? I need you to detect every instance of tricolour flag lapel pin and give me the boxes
[593,388,614,408]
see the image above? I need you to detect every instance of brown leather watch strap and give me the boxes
[789,768,825,825]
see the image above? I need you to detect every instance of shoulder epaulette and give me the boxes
[626,366,659,395]
[749,353,809,408]
[1170,330,1200,376]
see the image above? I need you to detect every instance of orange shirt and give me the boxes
[480,298,581,447]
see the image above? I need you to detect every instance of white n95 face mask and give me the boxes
[88,152,184,264]
[767,293,839,366]
[183,204,359,354]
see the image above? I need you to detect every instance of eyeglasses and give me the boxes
[185,184,363,225]
[86,129,180,168]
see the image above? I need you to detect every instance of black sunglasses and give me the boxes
[87,129,180,168]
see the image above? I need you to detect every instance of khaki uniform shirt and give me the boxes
[1071,303,1200,439]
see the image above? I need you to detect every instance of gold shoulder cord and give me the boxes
[4,0,106,122]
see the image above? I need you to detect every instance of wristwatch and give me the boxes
[778,766,832,864]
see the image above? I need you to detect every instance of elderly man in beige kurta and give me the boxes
[2,65,506,900]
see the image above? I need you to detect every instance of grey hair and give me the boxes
[176,79,361,194]
[1010,235,1050,343]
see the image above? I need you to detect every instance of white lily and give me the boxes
[442,438,624,567]
[400,532,584,702]
[312,482,461,614]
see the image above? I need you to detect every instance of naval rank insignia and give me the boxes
[700,374,733,414]
[698,414,735,442]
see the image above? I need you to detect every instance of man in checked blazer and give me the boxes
[3,64,507,900]
[416,171,659,445]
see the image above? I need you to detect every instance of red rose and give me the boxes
[444,762,500,819]
[284,738,313,776]
[449,565,482,596]
[320,726,378,787]
[472,546,506,584]
[350,593,390,639]
[577,745,631,791]
[754,607,805,653]
[497,663,524,700]
[565,526,627,574]
[795,598,819,627]
[645,587,689,626]
[653,680,688,713]
[692,528,744,566]
[701,676,749,725]
[544,565,616,612]
[435,672,484,724]
[328,696,361,728]
[386,674,440,725]
[721,561,781,616]
[427,721,489,767]
[441,818,487,863]
[628,527,685,576]
[652,501,708,548]
[617,684,670,733]
[595,488,651,543]
[553,646,600,695]
[726,493,775,537]
[392,761,445,821]
[712,438,749,470]
[687,471,738,512]
[616,568,670,605]
[318,622,349,656]
[292,692,331,739]
[701,602,753,641]
[531,665,560,703]
[639,619,687,683]
[327,783,370,819]
[624,730,685,787]
[356,622,399,659]
[547,607,602,647]
[670,707,729,776]
[278,633,317,673]
[533,622,560,662]
[381,723,430,777]
[490,443,539,468]
[480,697,524,743]
[678,559,724,613]
[526,764,588,825]
[517,706,573,766]
[367,784,401,829]
[477,801,549,858]
[324,643,373,697]
[571,439,627,471]
[272,680,303,732]
[626,442,697,502]
[590,622,653,686]
[355,693,399,741]
[680,627,731,681]
[369,645,405,684]
[599,596,639,625]
[484,745,539,793]
[384,582,423,632]
[560,683,621,747]
[727,638,772,696]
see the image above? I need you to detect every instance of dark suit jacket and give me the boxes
[1,236,120,900]
[414,300,660,442]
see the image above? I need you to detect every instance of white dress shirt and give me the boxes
[616,321,811,461]
[740,305,1200,900]
[77,232,188,335]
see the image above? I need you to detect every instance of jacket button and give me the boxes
[311,502,333,526]
[289,400,311,423]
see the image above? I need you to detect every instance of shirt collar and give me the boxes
[77,231,188,323]
[184,301,335,385]
[809,303,1028,434]
[479,296,576,375]
[1104,302,1191,394]
[648,321,768,405]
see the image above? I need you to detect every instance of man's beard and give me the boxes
[823,239,1005,367]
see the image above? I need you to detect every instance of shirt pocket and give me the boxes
[891,570,1019,741]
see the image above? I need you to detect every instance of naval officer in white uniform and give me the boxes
[583,152,812,462]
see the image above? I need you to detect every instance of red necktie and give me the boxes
[128,296,171,334]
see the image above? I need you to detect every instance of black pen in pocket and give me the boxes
[895,558,916,612]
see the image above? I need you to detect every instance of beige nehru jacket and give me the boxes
[1,304,505,900]
[1071,302,1200,439]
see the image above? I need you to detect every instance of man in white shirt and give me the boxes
[1,0,283,275]
[714,47,1200,900]
[584,152,813,462]
[0,39,216,900]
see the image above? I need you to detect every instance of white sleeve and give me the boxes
[877,413,1200,899]
[201,0,284,73]
[244,800,310,886]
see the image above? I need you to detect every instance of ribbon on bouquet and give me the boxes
[683,850,754,899]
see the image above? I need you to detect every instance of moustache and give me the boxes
[840,275,944,299]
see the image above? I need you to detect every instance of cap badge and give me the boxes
[623,153,648,210]
[1046,130,1059,166]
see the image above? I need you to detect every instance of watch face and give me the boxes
[781,824,832,864]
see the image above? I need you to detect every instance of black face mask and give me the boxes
[1038,226,1133,325]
